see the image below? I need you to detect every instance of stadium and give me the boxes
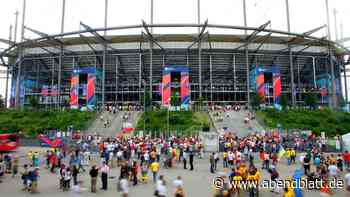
[1,21,349,110]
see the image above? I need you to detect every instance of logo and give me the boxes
[212,177,224,190]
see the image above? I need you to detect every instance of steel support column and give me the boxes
[198,38,202,98]
[149,42,153,102]
[5,66,9,108]
[232,54,236,102]
[116,55,119,103]
[297,61,302,102]
[14,10,18,43]
[102,45,106,106]
[150,0,154,33]
[312,57,316,88]
[16,0,26,108]
[243,0,249,106]
[104,0,108,36]
[51,58,55,107]
[245,46,249,105]
[57,47,63,108]
[61,0,66,34]
[209,54,213,103]
[286,0,295,105]
[197,0,201,34]
[139,53,142,104]
[325,0,336,108]
[344,65,348,105]
[5,25,12,108]
[289,49,295,105]
[58,0,65,109]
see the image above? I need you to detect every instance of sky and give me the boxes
[0,0,349,103]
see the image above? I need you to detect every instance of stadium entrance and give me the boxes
[70,67,100,110]
[250,65,281,108]
[161,66,190,110]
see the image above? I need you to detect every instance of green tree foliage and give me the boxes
[304,92,317,108]
[140,89,152,110]
[257,108,350,136]
[196,96,205,111]
[250,92,264,110]
[0,110,96,137]
[280,94,288,110]
[0,95,5,109]
[28,96,39,109]
[136,110,211,136]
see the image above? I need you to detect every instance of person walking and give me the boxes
[150,160,160,183]
[189,151,194,171]
[214,152,219,171]
[72,165,79,186]
[345,168,350,193]
[12,156,19,178]
[100,161,110,190]
[119,174,129,197]
[89,165,98,193]
[173,176,185,197]
[157,179,167,197]
[210,153,215,173]
[63,167,72,191]
[131,161,139,186]
[182,151,187,170]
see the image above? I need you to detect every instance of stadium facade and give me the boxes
[1,23,349,109]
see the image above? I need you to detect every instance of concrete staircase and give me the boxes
[210,110,263,137]
[87,111,140,137]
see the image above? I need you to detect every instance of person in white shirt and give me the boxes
[328,163,339,179]
[172,176,183,194]
[100,162,110,190]
[345,169,350,192]
[119,176,129,197]
[157,179,167,197]
[64,167,72,191]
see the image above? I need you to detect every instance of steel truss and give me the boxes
[0,23,348,108]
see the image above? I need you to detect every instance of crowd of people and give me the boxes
[1,108,350,196]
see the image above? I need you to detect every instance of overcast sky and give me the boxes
[0,0,349,101]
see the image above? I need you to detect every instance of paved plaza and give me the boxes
[0,146,348,197]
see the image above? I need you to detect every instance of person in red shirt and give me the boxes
[131,161,139,186]
[343,151,350,169]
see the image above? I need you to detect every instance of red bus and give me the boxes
[0,133,19,152]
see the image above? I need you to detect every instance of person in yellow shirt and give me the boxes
[283,177,295,197]
[150,161,160,183]
[223,152,228,168]
[27,151,33,166]
[290,149,296,164]
[247,169,259,197]
[232,174,243,196]
[286,148,292,166]
[237,163,248,180]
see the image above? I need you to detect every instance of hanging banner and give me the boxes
[70,75,79,109]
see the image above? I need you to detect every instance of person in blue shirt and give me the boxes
[314,156,321,169]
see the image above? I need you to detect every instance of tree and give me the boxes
[28,96,39,109]
[339,96,346,110]
[140,89,152,111]
[0,95,5,109]
[197,96,205,111]
[304,92,317,109]
[250,92,264,110]
[280,94,288,110]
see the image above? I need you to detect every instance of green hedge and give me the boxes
[136,110,211,136]
[257,108,350,136]
[0,109,96,137]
